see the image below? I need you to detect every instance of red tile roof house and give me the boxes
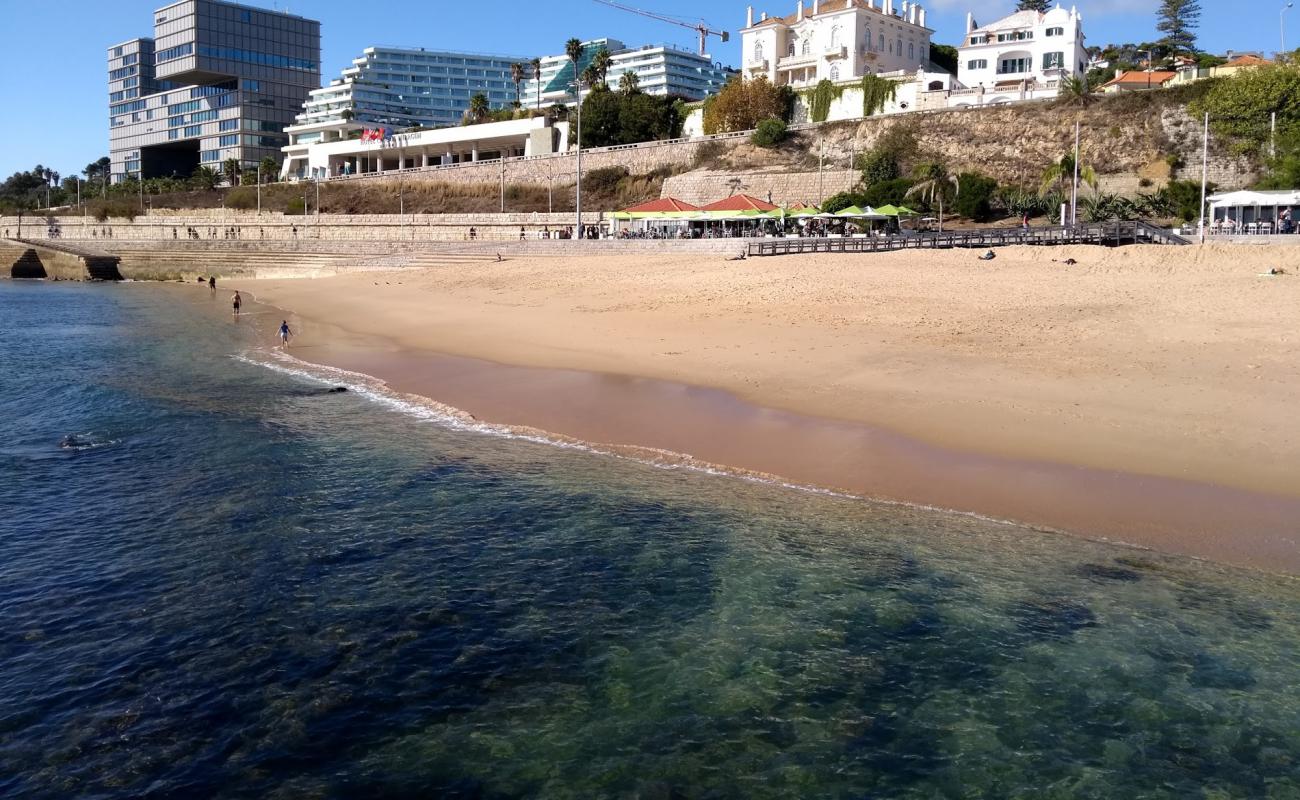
[1097,70,1177,93]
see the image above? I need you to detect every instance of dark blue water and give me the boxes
[1,281,1298,799]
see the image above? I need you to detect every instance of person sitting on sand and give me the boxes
[978,250,996,261]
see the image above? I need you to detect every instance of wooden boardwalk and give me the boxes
[748,221,1190,257]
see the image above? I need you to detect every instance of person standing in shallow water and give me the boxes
[232,291,242,316]
[278,320,292,346]
[208,276,216,292]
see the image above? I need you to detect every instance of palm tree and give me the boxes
[467,92,490,124]
[1039,152,1098,198]
[905,163,960,232]
[191,165,220,190]
[223,158,242,187]
[531,57,543,109]
[619,71,641,95]
[510,62,525,109]
[581,65,601,91]
[259,156,279,183]
[1058,75,1094,107]
[592,48,613,87]
[565,38,586,99]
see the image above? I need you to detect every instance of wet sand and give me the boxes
[237,245,1300,573]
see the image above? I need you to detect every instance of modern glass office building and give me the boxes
[521,39,734,108]
[108,0,320,183]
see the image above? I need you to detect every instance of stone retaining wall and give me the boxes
[0,212,606,244]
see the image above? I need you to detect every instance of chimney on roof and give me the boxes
[918,6,926,26]
[761,11,768,20]
[883,0,892,15]
[813,0,820,13]
[747,5,754,26]
[966,11,975,32]
[797,0,804,20]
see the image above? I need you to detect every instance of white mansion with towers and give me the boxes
[740,0,935,87]
[733,0,1088,125]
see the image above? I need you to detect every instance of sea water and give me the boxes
[1,281,1297,799]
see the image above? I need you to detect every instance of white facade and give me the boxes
[521,39,732,108]
[280,116,569,181]
[740,0,933,88]
[956,5,1086,99]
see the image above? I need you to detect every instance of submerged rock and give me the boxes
[1074,562,1143,583]
[1013,597,1098,640]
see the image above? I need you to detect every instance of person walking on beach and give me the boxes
[232,291,242,316]
[278,320,292,346]
[208,276,216,292]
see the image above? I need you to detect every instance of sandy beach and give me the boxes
[239,244,1300,572]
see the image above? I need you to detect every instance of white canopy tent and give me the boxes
[1207,189,1300,233]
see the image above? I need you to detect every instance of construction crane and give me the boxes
[592,0,729,57]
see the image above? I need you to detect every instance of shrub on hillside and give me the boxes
[1163,178,1214,221]
[953,173,998,221]
[819,191,867,213]
[860,178,913,208]
[584,166,630,196]
[90,198,138,222]
[750,118,788,148]
[225,187,257,210]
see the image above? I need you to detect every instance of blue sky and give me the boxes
[0,0,1278,179]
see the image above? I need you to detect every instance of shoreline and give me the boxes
[240,301,1299,575]
[230,245,1300,573]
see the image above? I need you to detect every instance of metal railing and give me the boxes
[747,221,1190,256]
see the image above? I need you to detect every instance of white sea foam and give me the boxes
[232,347,1099,540]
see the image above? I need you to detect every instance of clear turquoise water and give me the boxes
[1,281,1297,799]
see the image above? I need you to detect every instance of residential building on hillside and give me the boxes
[520,39,732,108]
[1210,53,1271,77]
[108,0,320,183]
[956,5,1086,99]
[285,46,529,145]
[1097,69,1176,93]
[739,0,934,88]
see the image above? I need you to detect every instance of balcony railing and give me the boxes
[823,46,847,60]
[777,53,818,69]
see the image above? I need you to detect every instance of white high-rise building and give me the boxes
[520,39,732,108]
[957,5,1087,92]
[740,0,933,88]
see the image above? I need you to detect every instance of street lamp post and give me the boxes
[1144,49,1153,89]
[574,78,584,240]
[1283,2,1294,54]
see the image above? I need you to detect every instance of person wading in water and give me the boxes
[232,291,242,316]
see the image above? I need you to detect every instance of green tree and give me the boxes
[190,165,220,190]
[953,173,999,221]
[579,85,621,147]
[905,162,960,230]
[619,70,640,95]
[531,57,543,109]
[750,118,788,148]
[928,43,958,73]
[1016,0,1050,12]
[466,92,490,124]
[566,38,586,96]
[592,48,613,86]
[510,62,525,108]
[1039,152,1098,199]
[1156,0,1200,55]
[222,158,241,186]
[1191,63,1300,155]
[259,156,279,182]
[1058,75,1094,106]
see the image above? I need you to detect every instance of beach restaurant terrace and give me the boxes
[1207,189,1300,235]
[610,196,901,238]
